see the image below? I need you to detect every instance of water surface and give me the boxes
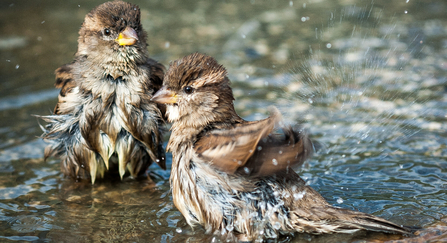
[0,0,446,242]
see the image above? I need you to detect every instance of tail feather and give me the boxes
[297,206,412,235]
[349,212,412,235]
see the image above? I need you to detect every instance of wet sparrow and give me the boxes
[151,53,411,240]
[38,1,166,184]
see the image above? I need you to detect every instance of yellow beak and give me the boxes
[151,86,178,104]
[116,26,138,46]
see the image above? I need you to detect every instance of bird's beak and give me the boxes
[151,86,178,104]
[116,26,138,46]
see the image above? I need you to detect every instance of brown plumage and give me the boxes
[38,1,166,184]
[151,53,412,241]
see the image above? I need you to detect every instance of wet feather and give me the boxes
[152,53,412,241]
[37,1,166,183]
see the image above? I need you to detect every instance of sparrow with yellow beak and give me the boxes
[151,53,412,241]
[38,1,166,183]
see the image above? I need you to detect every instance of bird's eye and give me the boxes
[183,86,194,94]
[104,28,111,36]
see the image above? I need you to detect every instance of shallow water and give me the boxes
[0,0,446,242]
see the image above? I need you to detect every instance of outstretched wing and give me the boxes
[194,108,280,174]
[194,107,313,176]
[238,125,313,177]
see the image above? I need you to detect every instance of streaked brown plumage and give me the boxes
[38,1,166,184]
[151,53,412,241]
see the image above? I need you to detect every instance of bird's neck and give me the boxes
[167,124,200,154]
[78,45,149,79]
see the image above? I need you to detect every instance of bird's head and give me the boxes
[77,1,148,60]
[151,53,238,127]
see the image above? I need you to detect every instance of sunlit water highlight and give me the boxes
[0,0,446,242]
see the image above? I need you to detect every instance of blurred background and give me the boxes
[0,0,446,242]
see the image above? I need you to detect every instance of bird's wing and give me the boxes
[239,124,313,177]
[145,58,165,91]
[144,58,167,119]
[195,107,312,176]
[53,63,79,115]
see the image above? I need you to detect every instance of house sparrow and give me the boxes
[151,53,411,241]
[38,1,166,184]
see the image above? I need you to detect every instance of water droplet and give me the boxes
[257,146,262,151]
[140,220,144,222]
[303,3,306,8]
[279,150,283,154]
[399,164,403,169]
[293,191,305,200]
[326,43,332,48]
[243,167,250,174]
[301,17,307,22]
[164,42,170,48]
[245,74,249,79]
[406,0,409,2]
[272,159,278,165]
[37,36,42,41]
[78,5,80,7]
[41,20,45,24]
[404,10,408,14]
[289,1,293,6]
[273,222,281,230]
[308,98,313,104]
[15,64,19,69]
[176,227,182,233]
[337,197,344,204]
[241,34,246,39]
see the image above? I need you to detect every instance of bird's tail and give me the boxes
[294,206,413,235]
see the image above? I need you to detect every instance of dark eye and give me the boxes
[183,86,194,94]
[104,28,111,36]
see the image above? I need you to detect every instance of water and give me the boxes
[1,0,446,242]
